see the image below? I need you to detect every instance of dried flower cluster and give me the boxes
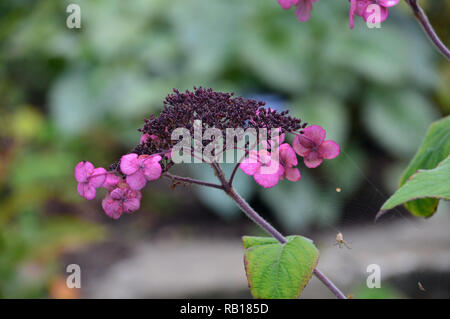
[74,88,340,218]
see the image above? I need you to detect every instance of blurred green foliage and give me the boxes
[0,0,448,297]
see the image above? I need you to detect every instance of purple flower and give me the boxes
[102,183,142,219]
[277,0,319,22]
[292,125,340,168]
[349,0,399,29]
[120,153,162,190]
[74,161,107,200]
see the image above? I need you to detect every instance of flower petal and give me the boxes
[110,187,125,200]
[279,143,298,167]
[292,135,312,156]
[295,0,314,22]
[126,171,147,190]
[253,170,280,188]
[240,151,260,176]
[78,183,96,200]
[102,173,121,189]
[378,0,399,7]
[318,140,340,159]
[302,125,326,145]
[123,198,140,213]
[277,0,300,10]
[143,162,162,181]
[89,167,107,188]
[363,4,389,23]
[349,0,357,29]
[74,161,94,183]
[285,167,301,182]
[120,153,140,175]
[303,151,323,168]
[102,196,122,219]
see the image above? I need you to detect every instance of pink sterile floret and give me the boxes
[102,172,121,190]
[292,125,340,168]
[279,143,301,182]
[240,150,284,188]
[277,0,319,22]
[348,0,399,29]
[102,182,142,219]
[74,161,107,200]
[120,153,162,190]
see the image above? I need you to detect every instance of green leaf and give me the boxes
[242,235,319,299]
[380,156,450,215]
[392,116,450,217]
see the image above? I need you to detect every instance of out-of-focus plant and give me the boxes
[0,106,106,298]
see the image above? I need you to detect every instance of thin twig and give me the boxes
[163,172,224,190]
[228,163,241,186]
[405,0,450,60]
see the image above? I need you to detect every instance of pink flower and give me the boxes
[102,173,121,190]
[102,183,142,219]
[74,161,107,200]
[263,131,301,182]
[348,0,399,29]
[279,143,301,182]
[277,0,319,22]
[240,150,284,188]
[292,125,340,168]
[120,153,162,190]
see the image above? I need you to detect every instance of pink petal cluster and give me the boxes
[240,150,284,188]
[74,161,106,200]
[241,125,340,187]
[241,133,301,188]
[120,153,162,190]
[348,0,399,29]
[102,182,142,219]
[279,143,301,182]
[74,151,163,219]
[277,0,319,22]
[293,125,340,168]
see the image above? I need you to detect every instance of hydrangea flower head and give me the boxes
[292,125,340,168]
[349,0,399,29]
[120,153,162,190]
[74,161,107,200]
[102,182,142,219]
[240,150,284,188]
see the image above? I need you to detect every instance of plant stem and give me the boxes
[228,187,287,244]
[211,163,347,299]
[405,0,450,60]
[163,173,224,190]
[313,268,347,299]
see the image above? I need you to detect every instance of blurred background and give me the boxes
[0,0,449,299]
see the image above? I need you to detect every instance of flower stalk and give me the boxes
[404,0,450,60]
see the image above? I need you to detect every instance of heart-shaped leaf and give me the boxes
[380,116,450,218]
[380,156,450,214]
[242,235,318,299]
